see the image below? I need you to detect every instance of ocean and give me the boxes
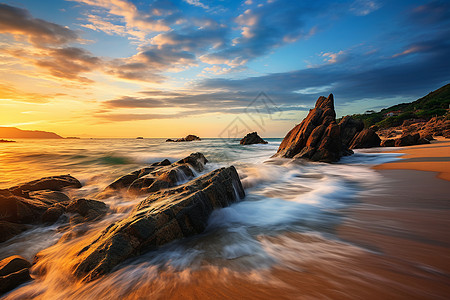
[3,138,434,299]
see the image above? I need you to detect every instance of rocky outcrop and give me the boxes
[0,255,32,294]
[339,116,364,148]
[0,175,108,243]
[240,132,268,145]
[275,94,351,162]
[0,139,15,143]
[73,166,245,281]
[349,128,381,149]
[100,153,208,197]
[166,135,201,142]
[9,175,82,197]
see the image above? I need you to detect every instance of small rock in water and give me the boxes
[240,132,268,145]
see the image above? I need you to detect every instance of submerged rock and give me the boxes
[100,153,208,196]
[0,255,32,295]
[240,132,268,145]
[73,166,245,282]
[275,94,350,162]
[349,128,381,149]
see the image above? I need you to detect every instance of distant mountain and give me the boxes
[0,127,63,139]
[343,83,450,128]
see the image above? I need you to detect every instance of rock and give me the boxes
[9,175,82,196]
[28,190,70,205]
[166,135,201,142]
[184,134,201,141]
[275,94,349,162]
[349,128,381,149]
[66,199,108,222]
[73,166,245,282]
[380,139,395,147]
[41,205,65,224]
[339,116,364,148]
[100,153,208,196]
[0,255,31,294]
[0,139,15,143]
[0,221,28,243]
[394,133,420,147]
[0,189,48,223]
[240,132,268,145]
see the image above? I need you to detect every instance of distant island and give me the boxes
[0,127,63,139]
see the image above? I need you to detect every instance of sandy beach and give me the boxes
[373,137,450,181]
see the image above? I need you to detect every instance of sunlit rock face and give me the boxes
[73,166,245,282]
[275,94,351,162]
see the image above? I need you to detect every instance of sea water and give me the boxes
[0,138,405,299]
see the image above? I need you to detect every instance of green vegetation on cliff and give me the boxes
[341,83,450,128]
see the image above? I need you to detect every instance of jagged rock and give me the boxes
[275,94,350,162]
[66,199,108,223]
[100,153,208,196]
[0,221,28,243]
[349,128,381,149]
[380,139,395,147]
[240,132,268,145]
[8,175,81,197]
[0,255,31,294]
[339,116,364,148]
[73,166,245,282]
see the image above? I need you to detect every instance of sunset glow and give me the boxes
[1,0,448,137]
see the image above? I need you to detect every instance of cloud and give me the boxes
[349,0,381,16]
[0,83,63,103]
[184,0,209,10]
[0,4,78,47]
[5,46,101,83]
[70,0,172,33]
[80,14,146,40]
[196,34,450,108]
[408,0,450,26]
[201,0,320,67]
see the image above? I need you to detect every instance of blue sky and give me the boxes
[0,0,449,137]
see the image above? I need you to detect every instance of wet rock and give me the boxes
[0,189,48,223]
[0,221,28,243]
[73,166,245,282]
[349,128,381,149]
[240,132,268,145]
[339,116,364,148]
[380,139,395,147]
[28,190,70,205]
[100,153,208,196]
[66,199,108,222]
[0,255,31,295]
[9,175,82,197]
[41,205,65,224]
[276,94,350,162]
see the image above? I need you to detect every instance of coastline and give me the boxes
[373,137,450,181]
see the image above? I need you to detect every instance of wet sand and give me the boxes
[373,137,450,181]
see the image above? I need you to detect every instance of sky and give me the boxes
[0,0,448,138]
